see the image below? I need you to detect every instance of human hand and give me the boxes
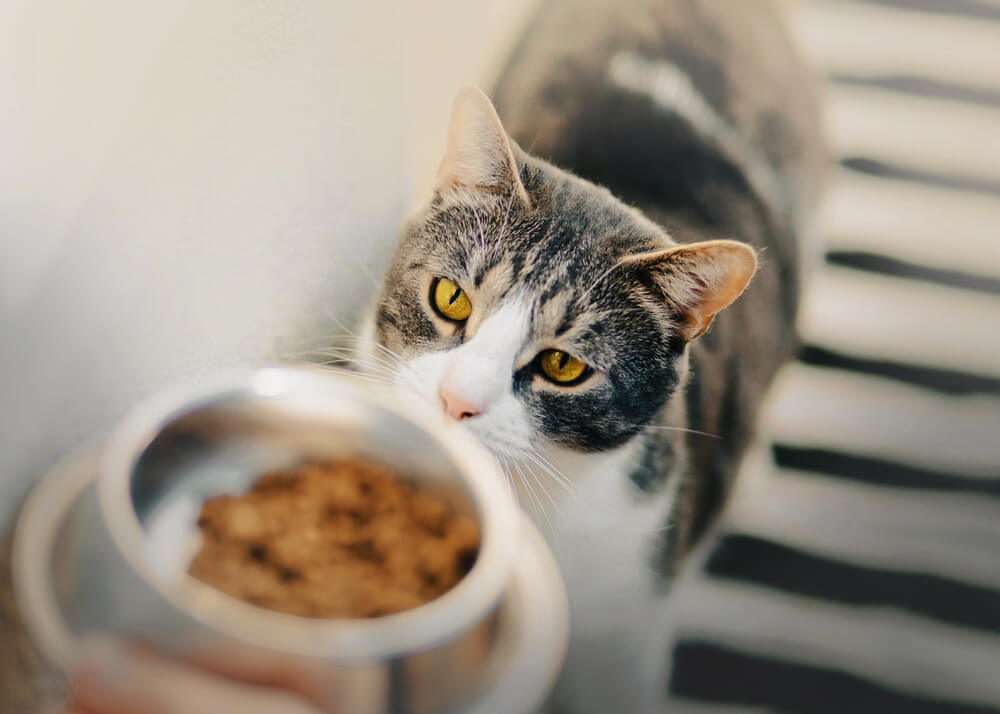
[56,635,384,714]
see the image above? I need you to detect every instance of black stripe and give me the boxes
[858,0,1000,23]
[831,74,1000,109]
[826,250,1000,296]
[670,640,997,714]
[705,534,1000,633]
[842,157,1000,197]
[773,443,1000,496]
[799,344,1000,395]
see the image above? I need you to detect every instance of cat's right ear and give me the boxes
[621,239,758,341]
[435,86,531,207]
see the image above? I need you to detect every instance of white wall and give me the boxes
[0,0,539,527]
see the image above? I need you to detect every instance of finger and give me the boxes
[70,635,322,714]
[182,646,314,695]
[184,645,389,714]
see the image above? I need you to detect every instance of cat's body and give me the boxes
[361,1,825,712]
[493,0,826,555]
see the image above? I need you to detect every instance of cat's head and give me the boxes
[363,87,755,461]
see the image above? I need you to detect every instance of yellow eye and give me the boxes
[432,278,472,322]
[538,349,588,384]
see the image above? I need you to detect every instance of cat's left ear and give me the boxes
[623,240,758,341]
[435,86,531,207]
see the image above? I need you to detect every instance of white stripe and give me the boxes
[791,1,1000,91]
[798,266,1000,378]
[762,364,1000,477]
[825,85,1000,183]
[606,52,786,222]
[821,170,1000,278]
[727,450,1000,591]
[665,578,1000,707]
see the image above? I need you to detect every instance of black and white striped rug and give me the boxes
[664,1,1000,711]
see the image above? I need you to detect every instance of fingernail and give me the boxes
[73,634,136,702]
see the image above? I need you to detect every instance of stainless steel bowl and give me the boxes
[13,366,568,713]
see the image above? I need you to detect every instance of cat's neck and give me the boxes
[523,430,684,571]
[531,440,646,532]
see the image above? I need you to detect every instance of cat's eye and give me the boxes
[431,277,472,322]
[537,349,589,385]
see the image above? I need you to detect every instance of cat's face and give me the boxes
[362,88,755,462]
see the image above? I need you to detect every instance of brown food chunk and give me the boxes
[188,459,480,619]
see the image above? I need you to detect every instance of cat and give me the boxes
[355,0,826,711]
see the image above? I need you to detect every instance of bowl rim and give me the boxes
[98,365,520,660]
[12,446,102,670]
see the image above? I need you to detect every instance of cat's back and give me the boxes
[493,0,826,240]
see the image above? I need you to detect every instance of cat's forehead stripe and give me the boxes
[466,297,534,358]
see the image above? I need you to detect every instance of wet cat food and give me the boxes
[188,459,480,618]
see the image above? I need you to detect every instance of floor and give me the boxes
[664,1,1000,711]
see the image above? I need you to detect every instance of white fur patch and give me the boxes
[607,51,785,227]
[395,299,536,459]
[537,441,682,714]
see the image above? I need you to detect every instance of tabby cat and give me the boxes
[356,0,826,711]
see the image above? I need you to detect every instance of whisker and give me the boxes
[305,331,407,373]
[521,460,562,523]
[312,345,401,373]
[316,300,362,340]
[335,345,401,369]
[496,457,518,507]
[317,357,396,380]
[321,365,390,382]
[578,260,624,304]
[471,201,487,256]
[493,188,518,260]
[315,369,393,386]
[352,260,382,292]
[297,330,363,345]
[371,342,406,366]
[634,424,721,439]
[514,460,553,535]
[303,333,395,358]
[507,457,539,515]
[298,345,398,372]
[395,362,425,396]
[524,450,578,495]
[629,521,677,534]
[526,129,544,155]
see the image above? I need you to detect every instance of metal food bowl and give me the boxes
[13,366,568,713]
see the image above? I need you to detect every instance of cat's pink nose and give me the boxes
[439,386,482,420]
